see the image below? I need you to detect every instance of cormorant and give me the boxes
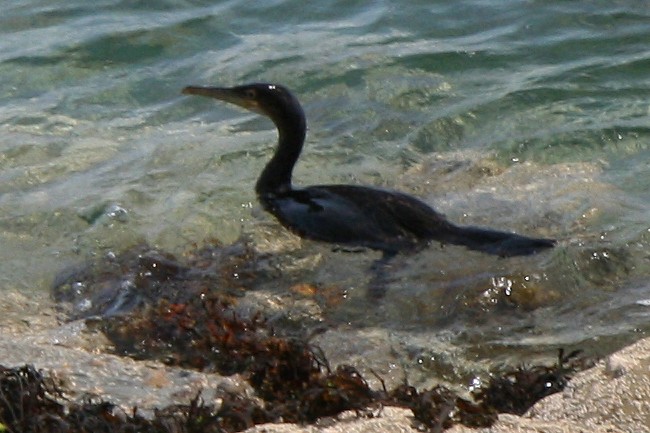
[182,83,555,260]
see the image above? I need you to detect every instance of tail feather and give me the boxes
[442,225,555,257]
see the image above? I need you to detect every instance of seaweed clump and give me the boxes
[0,365,65,431]
[42,239,593,432]
[99,291,590,431]
[0,363,271,432]
[103,296,377,423]
[0,346,590,433]
[474,349,587,415]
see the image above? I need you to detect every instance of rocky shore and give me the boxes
[1,289,648,432]
[243,336,650,433]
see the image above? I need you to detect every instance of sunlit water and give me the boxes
[2,0,650,389]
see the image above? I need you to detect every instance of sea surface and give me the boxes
[2,0,650,389]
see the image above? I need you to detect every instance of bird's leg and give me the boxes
[367,251,397,299]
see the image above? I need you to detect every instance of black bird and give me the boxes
[182,83,555,260]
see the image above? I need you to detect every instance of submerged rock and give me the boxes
[51,238,272,320]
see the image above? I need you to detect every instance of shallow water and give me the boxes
[2,0,650,389]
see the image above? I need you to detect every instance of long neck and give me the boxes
[255,109,306,196]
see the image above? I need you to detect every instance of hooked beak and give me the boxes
[182,86,262,113]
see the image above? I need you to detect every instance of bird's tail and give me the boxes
[441,225,556,257]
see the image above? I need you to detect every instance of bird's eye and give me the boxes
[245,89,257,99]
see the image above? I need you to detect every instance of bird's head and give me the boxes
[182,83,304,128]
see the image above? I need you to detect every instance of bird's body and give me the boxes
[182,83,555,259]
[257,184,452,253]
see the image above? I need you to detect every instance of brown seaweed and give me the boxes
[43,238,593,432]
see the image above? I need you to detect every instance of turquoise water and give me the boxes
[2,0,650,386]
